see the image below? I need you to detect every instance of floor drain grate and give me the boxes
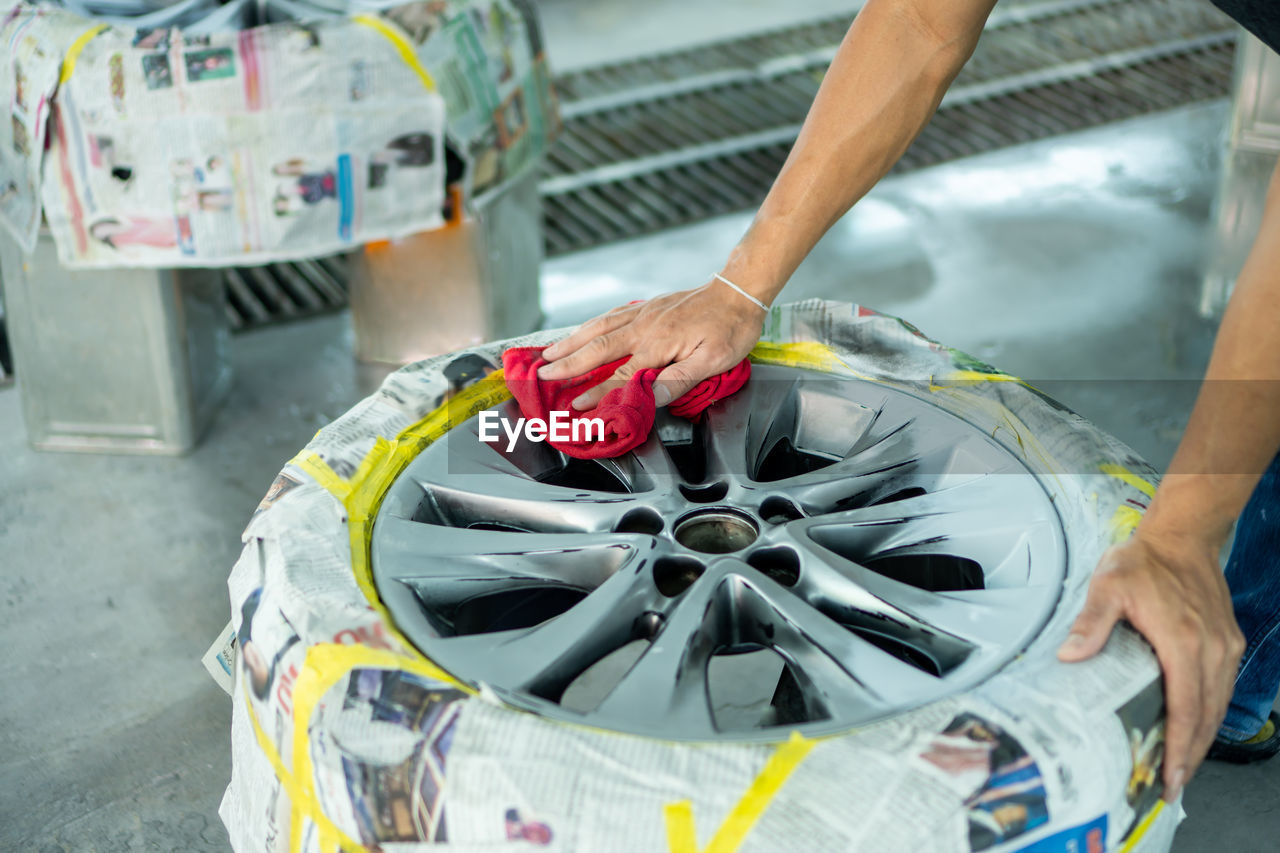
[540,0,1237,255]
[223,256,349,332]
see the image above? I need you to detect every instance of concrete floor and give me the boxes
[2,95,1279,853]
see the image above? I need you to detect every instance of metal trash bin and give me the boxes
[348,172,544,372]
[0,231,231,454]
[1202,29,1280,315]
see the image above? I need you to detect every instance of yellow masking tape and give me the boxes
[665,732,815,853]
[349,435,395,492]
[1118,799,1166,853]
[1109,504,1144,543]
[399,369,513,444]
[343,435,398,608]
[346,510,384,607]
[283,370,515,671]
[59,24,108,85]
[1100,463,1157,498]
[749,340,849,374]
[244,692,304,806]
[290,450,353,501]
[244,690,364,853]
[664,800,698,853]
[287,645,470,853]
[705,731,815,853]
[261,373,515,850]
[929,369,1037,393]
[348,371,512,612]
[290,369,511,512]
[353,14,437,91]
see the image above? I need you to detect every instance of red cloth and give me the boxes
[501,347,750,459]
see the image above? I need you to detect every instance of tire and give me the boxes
[222,300,1179,853]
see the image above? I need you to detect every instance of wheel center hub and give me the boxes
[673,508,759,554]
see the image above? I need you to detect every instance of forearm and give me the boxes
[1061,202,1279,793]
[1142,165,1280,548]
[721,0,995,302]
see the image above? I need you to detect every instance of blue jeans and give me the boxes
[1219,451,1280,742]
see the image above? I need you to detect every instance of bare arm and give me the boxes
[1060,162,1280,799]
[710,0,995,306]
[1145,165,1280,537]
[539,0,997,407]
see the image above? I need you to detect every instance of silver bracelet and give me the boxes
[712,273,769,312]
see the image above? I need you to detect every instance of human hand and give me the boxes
[1057,527,1244,802]
[537,282,767,411]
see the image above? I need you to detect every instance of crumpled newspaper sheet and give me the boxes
[0,0,557,267]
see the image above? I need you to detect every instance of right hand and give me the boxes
[1058,525,1245,802]
[537,281,767,411]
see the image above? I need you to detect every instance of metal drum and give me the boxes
[0,230,231,454]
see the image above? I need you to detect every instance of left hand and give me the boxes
[1057,526,1244,802]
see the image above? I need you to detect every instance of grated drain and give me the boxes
[223,256,349,332]
[540,0,1237,255]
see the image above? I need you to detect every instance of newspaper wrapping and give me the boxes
[0,4,89,249]
[0,0,557,266]
[220,300,1180,853]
